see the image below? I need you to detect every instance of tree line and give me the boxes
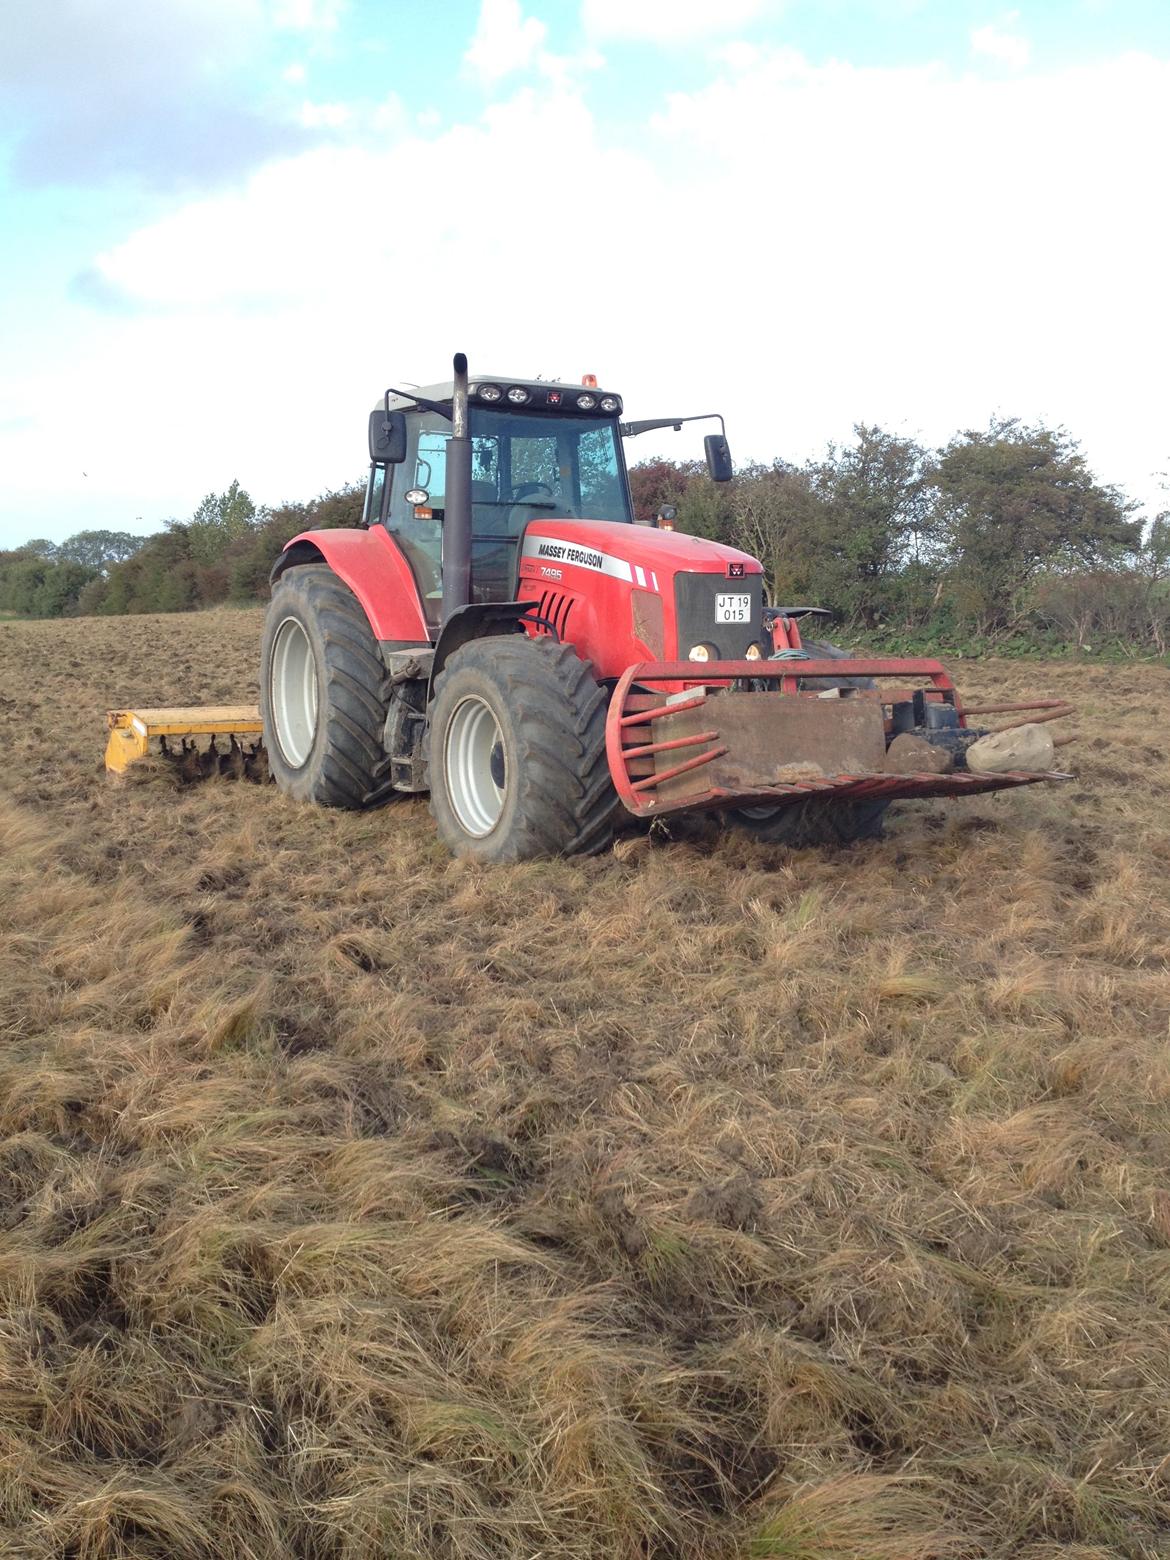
[3,418,1167,655]
[630,419,1169,655]
[0,481,363,620]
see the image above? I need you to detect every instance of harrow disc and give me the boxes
[105,706,271,784]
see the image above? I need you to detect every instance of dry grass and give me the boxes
[1,606,1169,1558]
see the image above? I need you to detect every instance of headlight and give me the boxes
[687,644,712,662]
[745,644,762,660]
[477,383,503,402]
[577,393,597,410]
[506,386,530,405]
[600,395,621,413]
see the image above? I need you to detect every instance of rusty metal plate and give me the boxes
[653,691,888,802]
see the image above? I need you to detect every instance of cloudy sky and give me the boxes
[1,0,1167,547]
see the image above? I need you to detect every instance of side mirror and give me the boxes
[704,433,733,484]
[369,409,407,464]
[656,504,677,531]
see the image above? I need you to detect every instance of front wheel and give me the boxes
[260,564,390,807]
[426,636,615,862]
[728,797,888,846]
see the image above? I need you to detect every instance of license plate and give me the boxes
[715,593,751,624]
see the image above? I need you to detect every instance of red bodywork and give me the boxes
[280,526,430,643]
[515,518,762,679]
[280,517,762,668]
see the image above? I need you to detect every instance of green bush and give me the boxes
[73,481,364,617]
[0,554,98,618]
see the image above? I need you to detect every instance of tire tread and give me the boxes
[261,564,390,809]
[427,635,616,861]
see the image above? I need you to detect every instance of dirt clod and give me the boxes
[684,1174,760,1230]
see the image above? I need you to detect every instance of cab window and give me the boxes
[364,463,386,525]
[386,417,448,626]
[578,426,625,518]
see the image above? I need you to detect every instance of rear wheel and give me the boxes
[725,638,889,846]
[261,564,390,807]
[427,636,615,862]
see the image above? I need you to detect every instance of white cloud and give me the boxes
[299,100,352,128]
[0,0,333,189]
[465,0,548,83]
[583,0,769,41]
[648,46,1168,508]
[463,1,603,94]
[2,45,1168,544]
[283,62,308,84]
[971,14,1031,70]
[717,41,763,71]
[371,95,407,133]
[271,0,345,31]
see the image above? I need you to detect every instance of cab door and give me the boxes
[386,417,519,613]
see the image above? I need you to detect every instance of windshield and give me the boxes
[464,409,631,523]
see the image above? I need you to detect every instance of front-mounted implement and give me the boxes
[607,655,1073,821]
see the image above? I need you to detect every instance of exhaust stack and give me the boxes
[442,351,472,624]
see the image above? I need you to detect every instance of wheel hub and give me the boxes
[270,616,318,768]
[489,740,506,790]
[444,695,507,837]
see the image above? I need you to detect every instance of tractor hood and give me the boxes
[516,519,766,678]
[517,519,762,586]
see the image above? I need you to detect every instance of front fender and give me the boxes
[271,527,430,646]
[428,600,540,693]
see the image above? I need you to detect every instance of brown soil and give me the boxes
[2,607,1169,1559]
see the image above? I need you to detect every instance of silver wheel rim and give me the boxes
[270,616,318,768]
[739,805,783,821]
[444,695,506,837]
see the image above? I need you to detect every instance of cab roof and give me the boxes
[374,377,622,416]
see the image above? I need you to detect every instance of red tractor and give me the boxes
[260,354,1067,861]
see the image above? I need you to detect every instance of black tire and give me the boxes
[426,636,615,862]
[261,564,389,807]
[725,638,889,846]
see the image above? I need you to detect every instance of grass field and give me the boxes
[2,607,1169,1559]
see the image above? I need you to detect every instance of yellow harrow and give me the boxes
[105,706,269,783]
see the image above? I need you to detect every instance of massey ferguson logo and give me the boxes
[521,532,635,584]
[537,540,604,571]
[728,561,745,578]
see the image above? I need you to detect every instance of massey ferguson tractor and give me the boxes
[105,354,1071,858]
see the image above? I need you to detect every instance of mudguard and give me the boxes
[271,527,430,647]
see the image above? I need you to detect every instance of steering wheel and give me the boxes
[506,480,565,531]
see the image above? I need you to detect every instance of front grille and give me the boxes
[673,571,763,659]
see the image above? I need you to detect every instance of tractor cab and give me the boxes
[366,376,634,630]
